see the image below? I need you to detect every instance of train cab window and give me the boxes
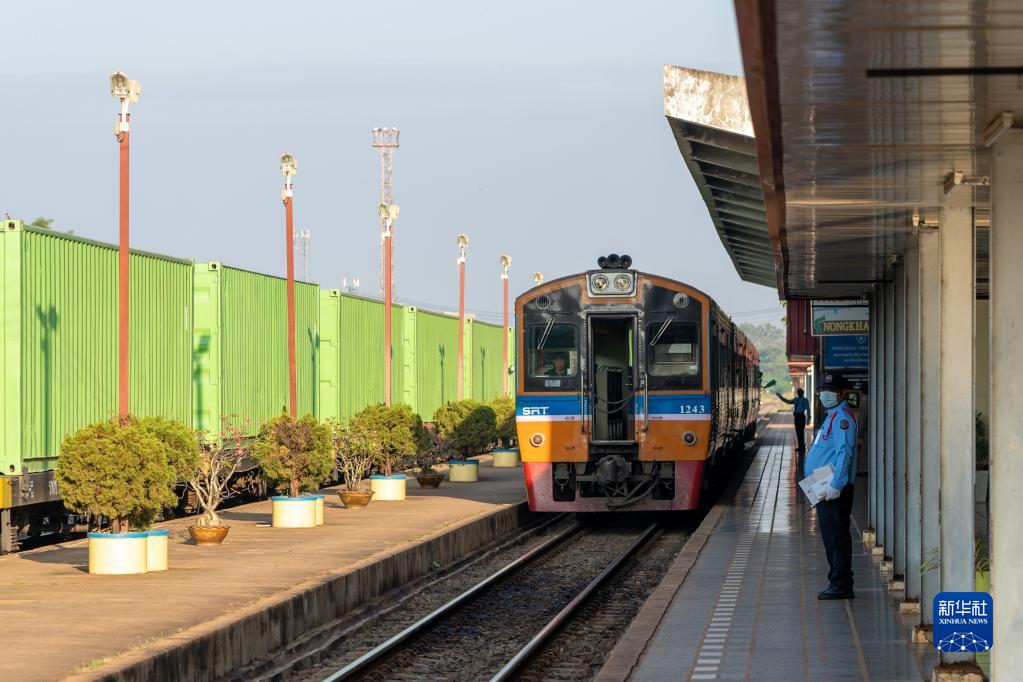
[525,323,579,390]
[646,321,701,389]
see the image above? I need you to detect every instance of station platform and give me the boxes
[0,459,525,682]
[600,415,938,681]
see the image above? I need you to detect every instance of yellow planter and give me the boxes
[313,495,325,525]
[370,475,407,501]
[271,496,318,528]
[146,530,169,571]
[492,450,520,468]
[88,532,149,575]
[448,460,480,482]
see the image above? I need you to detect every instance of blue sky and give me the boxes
[1,1,782,326]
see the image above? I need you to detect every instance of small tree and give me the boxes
[138,416,201,482]
[189,417,250,528]
[351,404,429,476]
[57,416,177,532]
[433,400,497,457]
[413,432,456,473]
[251,412,333,497]
[328,418,378,492]
[489,397,517,448]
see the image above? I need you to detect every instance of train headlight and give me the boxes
[682,431,698,446]
[614,274,631,291]
[592,274,609,292]
[530,433,545,447]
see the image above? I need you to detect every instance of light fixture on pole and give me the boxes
[533,272,544,286]
[294,228,311,281]
[500,255,512,396]
[456,233,470,401]
[110,71,141,419]
[280,152,298,417]
[379,202,400,405]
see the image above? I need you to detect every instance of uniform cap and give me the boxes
[820,372,850,390]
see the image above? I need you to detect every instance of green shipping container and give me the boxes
[0,221,193,475]
[471,321,508,402]
[415,309,461,421]
[193,263,319,436]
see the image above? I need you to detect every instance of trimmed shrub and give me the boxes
[433,400,497,457]
[489,397,517,447]
[251,413,333,497]
[350,404,429,476]
[138,416,201,482]
[327,417,379,492]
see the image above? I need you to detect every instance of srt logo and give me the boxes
[521,407,549,416]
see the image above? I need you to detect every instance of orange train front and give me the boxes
[515,255,761,512]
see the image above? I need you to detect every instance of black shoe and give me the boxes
[818,587,855,600]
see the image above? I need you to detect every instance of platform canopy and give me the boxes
[673,0,1023,300]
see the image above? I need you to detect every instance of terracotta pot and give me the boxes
[416,472,444,488]
[188,525,230,545]
[338,489,374,508]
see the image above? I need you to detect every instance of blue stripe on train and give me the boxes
[517,394,712,417]
[636,394,712,417]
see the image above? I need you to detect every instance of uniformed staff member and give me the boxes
[776,387,810,450]
[806,372,857,600]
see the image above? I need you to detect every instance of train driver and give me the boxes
[807,371,858,601]
[544,351,570,377]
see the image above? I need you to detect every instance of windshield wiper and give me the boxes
[537,316,555,350]
[649,317,673,347]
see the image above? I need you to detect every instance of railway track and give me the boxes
[275,517,687,682]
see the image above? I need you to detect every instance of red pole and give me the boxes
[502,275,509,396]
[457,256,466,400]
[118,117,130,417]
[384,229,393,405]
[285,194,297,417]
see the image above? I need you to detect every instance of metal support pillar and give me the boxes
[937,183,976,667]
[918,227,941,631]
[903,247,922,606]
[893,261,907,583]
[875,284,888,554]
[884,278,896,566]
[989,128,1023,679]
[866,290,878,539]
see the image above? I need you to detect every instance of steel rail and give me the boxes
[489,521,660,682]
[321,521,585,682]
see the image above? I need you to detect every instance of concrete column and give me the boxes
[918,228,941,632]
[989,127,1023,679]
[884,277,896,566]
[866,291,878,539]
[893,260,907,584]
[875,284,888,554]
[937,182,976,667]
[904,247,922,607]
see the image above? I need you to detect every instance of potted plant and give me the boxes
[329,418,377,508]
[351,404,429,501]
[251,412,333,528]
[489,397,520,468]
[186,416,249,544]
[57,415,178,574]
[414,433,452,488]
[433,400,497,482]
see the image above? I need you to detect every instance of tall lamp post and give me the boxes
[379,203,400,405]
[533,272,544,286]
[280,153,298,417]
[110,72,141,417]
[456,234,469,400]
[500,255,512,396]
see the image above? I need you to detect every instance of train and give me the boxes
[514,254,761,512]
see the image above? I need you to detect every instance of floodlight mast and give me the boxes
[533,272,544,286]
[281,153,298,417]
[500,255,512,395]
[457,234,470,400]
[110,71,140,419]
[378,201,399,405]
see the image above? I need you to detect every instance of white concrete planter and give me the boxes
[146,529,169,571]
[310,495,326,525]
[271,496,318,528]
[448,460,480,482]
[491,449,520,468]
[88,532,149,575]
[370,475,407,501]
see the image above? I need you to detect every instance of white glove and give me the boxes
[823,485,842,501]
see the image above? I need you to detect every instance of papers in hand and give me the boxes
[798,464,836,506]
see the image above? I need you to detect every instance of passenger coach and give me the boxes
[515,255,761,512]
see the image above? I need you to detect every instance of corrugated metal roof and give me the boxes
[664,66,776,288]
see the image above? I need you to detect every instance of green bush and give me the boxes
[433,400,498,457]
[138,416,201,482]
[251,413,333,496]
[351,404,429,476]
[489,397,517,447]
[57,417,178,531]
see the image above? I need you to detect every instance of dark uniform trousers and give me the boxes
[816,484,854,590]
[793,413,806,449]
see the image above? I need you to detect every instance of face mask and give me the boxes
[819,391,839,408]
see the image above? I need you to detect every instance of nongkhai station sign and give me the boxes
[810,300,869,337]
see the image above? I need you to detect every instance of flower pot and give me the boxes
[370,474,408,501]
[338,489,374,508]
[271,496,318,528]
[491,449,520,468]
[88,532,149,575]
[448,459,479,482]
[416,472,444,488]
[189,525,230,545]
[309,494,326,525]
[146,530,169,571]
